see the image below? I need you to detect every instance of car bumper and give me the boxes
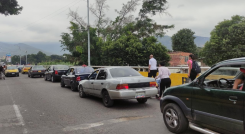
[22,70,29,73]
[6,72,19,76]
[108,87,158,99]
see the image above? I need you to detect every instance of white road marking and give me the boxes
[63,115,152,132]
[5,81,28,134]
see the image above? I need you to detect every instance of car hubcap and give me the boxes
[165,108,178,128]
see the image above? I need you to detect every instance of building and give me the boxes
[168,51,191,67]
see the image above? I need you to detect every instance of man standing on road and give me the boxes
[148,54,157,78]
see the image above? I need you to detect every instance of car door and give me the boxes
[93,70,107,96]
[83,71,98,95]
[63,69,71,85]
[192,65,244,133]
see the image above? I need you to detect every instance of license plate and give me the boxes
[135,92,145,98]
[38,71,41,72]
[12,73,15,74]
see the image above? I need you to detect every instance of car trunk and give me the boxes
[114,76,155,88]
[55,70,67,75]
[75,74,90,81]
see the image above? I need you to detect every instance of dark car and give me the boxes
[60,66,94,91]
[44,65,69,82]
[28,65,46,78]
[160,57,245,134]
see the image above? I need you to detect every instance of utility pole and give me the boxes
[26,51,27,65]
[20,55,21,65]
[87,0,91,66]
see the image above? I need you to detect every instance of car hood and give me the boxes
[6,69,18,72]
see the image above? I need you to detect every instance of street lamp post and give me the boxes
[87,0,91,66]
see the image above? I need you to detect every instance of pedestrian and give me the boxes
[148,54,157,78]
[187,54,197,81]
[0,64,4,79]
[155,61,171,99]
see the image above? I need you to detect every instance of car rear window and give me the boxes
[33,65,45,70]
[110,67,142,77]
[7,66,17,70]
[76,67,94,74]
[54,65,69,70]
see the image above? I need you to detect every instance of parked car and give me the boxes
[78,67,158,107]
[44,65,69,82]
[28,65,46,78]
[17,65,24,72]
[60,66,94,91]
[22,65,33,74]
[160,57,245,134]
[5,66,19,77]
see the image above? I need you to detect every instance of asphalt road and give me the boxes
[0,74,199,134]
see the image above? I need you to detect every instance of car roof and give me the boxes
[70,66,93,68]
[98,66,133,70]
[214,57,245,67]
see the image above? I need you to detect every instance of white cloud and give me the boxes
[0,0,245,42]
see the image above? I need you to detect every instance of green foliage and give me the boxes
[172,28,197,54]
[200,15,245,66]
[0,0,23,16]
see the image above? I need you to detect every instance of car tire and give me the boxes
[60,79,65,87]
[102,90,114,107]
[44,75,47,81]
[70,82,77,92]
[28,74,30,77]
[137,98,148,103]
[17,74,19,77]
[163,103,188,133]
[51,76,55,82]
[79,85,86,98]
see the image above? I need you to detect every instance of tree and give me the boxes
[200,15,245,66]
[11,55,20,64]
[0,0,23,16]
[172,28,197,54]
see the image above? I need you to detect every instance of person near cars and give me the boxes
[187,54,197,81]
[0,65,4,79]
[155,61,171,99]
[148,54,157,78]
[233,68,245,90]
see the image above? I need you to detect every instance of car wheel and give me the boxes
[60,79,65,87]
[102,90,114,107]
[44,75,47,81]
[79,86,86,98]
[137,98,148,104]
[28,74,30,77]
[17,74,19,77]
[163,103,188,133]
[70,82,77,92]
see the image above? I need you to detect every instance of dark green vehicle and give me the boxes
[160,57,245,134]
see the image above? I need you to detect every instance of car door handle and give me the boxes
[101,83,104,85]
[229,96,237,101]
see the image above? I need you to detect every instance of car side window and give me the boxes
[89,71,99,80]
[96,70,107,80]
[66,69,71,75]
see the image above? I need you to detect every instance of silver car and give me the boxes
[78,67,158,107]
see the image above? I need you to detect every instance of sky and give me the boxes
[0,0,245,43]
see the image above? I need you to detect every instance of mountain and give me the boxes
[0,42,53,57]
[157,35,210,50]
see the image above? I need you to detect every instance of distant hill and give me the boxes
[0,42,53,57]
[157,35,210,50]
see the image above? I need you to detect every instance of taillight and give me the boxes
[55,70,58,75]
[76,77,81,81]
[150,82,156,87]
[116,84,129,90]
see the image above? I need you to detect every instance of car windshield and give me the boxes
[33,65,45,70]
[110,67,142,77]
[54,65,69,70]
[7,66,17,70]
[76,67,94,74]
[205,67,240,81]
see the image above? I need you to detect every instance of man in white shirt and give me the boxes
[148,54,157,78]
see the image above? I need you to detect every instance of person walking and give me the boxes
[155,61,171,99]
[188,54,197,81]
[148,54,157,78]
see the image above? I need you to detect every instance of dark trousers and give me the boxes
[160,78,171,97]
[190,70,197,81]
[148,70,157,78]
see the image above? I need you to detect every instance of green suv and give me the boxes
[160,57,245,134]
